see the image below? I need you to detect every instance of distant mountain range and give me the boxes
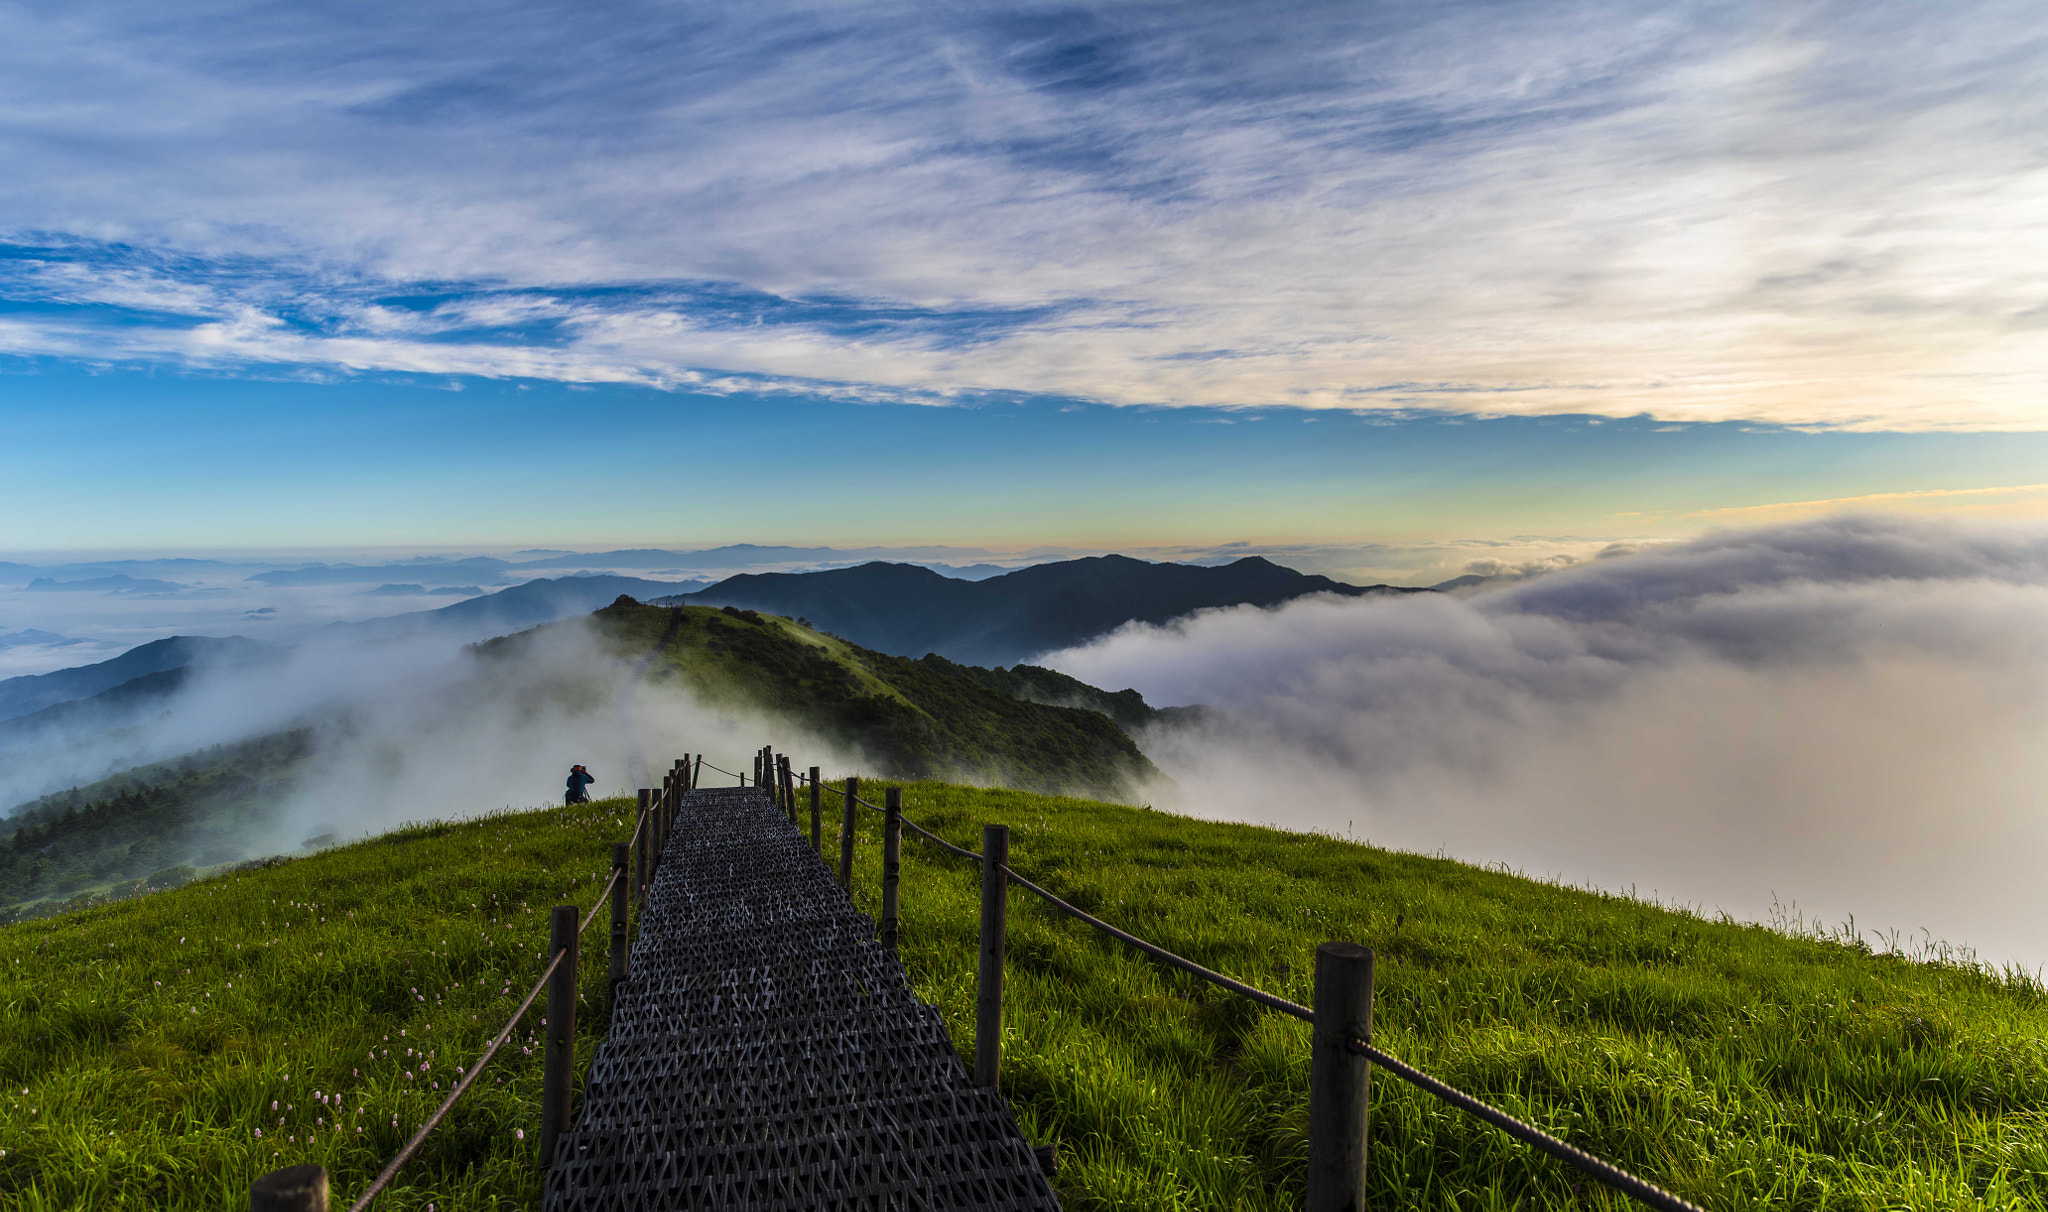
[0,636,277,725]
[0,545,1027,587]
[0,556,1410,739]
[0,555,1401,799]
[247,557,514,587]
[661,555,1424,665]
[321,574,709,641]
[0,629,84,651]
[25,574,186,594]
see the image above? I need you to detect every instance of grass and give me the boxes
[828,779,2048,1211]
[0,797,636,1210]
[552,599,1155,796]
[5,777,2047,1209]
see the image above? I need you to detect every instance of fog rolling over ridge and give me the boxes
[1047,514,2048,968]
[261,621,858,854]
[1,618,858,861]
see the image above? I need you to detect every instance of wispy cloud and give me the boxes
[2,0,2045,428]
[1688,483,2048,523]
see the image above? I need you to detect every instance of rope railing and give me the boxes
[265,744,1704,1212]
[786,760,1705,1212]
[999,863,1315,1022]
[799,771,983,863]
[343,825,639,1209]
[343,946,569,1212]
[252,783,672,1212]
[1343,1037,1705,1212]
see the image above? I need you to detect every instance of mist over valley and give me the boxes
[7,516,2043,971]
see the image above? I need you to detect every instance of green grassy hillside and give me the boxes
[500,598,1159,798]
[0,797,633,1210]
[0,596,1160,922]
[0,732,314,922]
[4,779,2043,1210]
[848,782,2048,1211]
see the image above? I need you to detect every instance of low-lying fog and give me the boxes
[0,618,864,860]
[9,514,2045,970]
[1049,514,2048,970]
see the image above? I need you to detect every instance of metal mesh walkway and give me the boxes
[544,785,1062,1211]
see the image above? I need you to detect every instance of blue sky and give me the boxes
[3,0,2046,558]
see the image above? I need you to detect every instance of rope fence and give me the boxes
[251,761,694,1212]
[341,945,568,1212]
[250,745,1706,1212]
[790,759,1707,1212]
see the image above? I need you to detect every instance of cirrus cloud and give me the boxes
[1,0,2045,428]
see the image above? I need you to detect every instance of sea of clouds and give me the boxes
[1047,515,2048,969]
[0,617,862,858]
[11,512,2048,968]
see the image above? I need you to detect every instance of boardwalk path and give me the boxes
[545,785,1062,1210]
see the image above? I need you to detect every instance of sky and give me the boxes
[3,0,2047,558]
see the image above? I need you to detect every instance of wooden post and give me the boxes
[635,810,648,914]
[250,1163,327,1211]
[656,785,669,865]
[637,789,654,873]
[975,823,1009,1089]
[539,905,579,1169]
[681,754,694,792]
[693,753,703,787]
[1306,941,1374,1212]
[608,843,629,994]
[839,776,859,889]
[808,766,822,853]
[781,757,795,822]
[880,788,902,952]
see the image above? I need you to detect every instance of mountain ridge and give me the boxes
[0,635,277,724]
[531,597,1161,798]
[662,554,1423,665]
